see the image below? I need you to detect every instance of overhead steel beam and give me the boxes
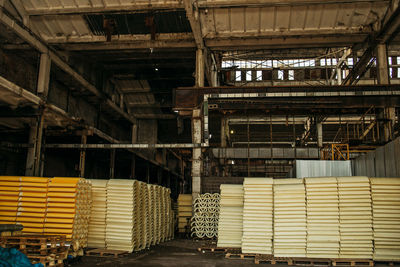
[0,7,136,123]
[343,1,400,85]
[197,0,388,8]
[26,3,183,16]
[183,0,204,49]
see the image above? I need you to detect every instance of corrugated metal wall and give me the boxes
[352,137,400,177]
[294,160,352,178]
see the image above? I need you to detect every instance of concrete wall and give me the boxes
[352,137,400,177]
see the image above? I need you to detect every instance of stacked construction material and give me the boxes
[338,177,373,259]
[217,184,244,248]
[132,180,142,251]
[166,189,174,240]
[17,177,49,234]
[155,186,162,244]
[150,185,157,245]
[371,178,400,261]
[191,193,220,238]
[305,177,340,258]
[0,176,20,226]
[241,178,273,254]
[138,181,147,250]
[147,184,154,246]
[87,179,108,248]
[106,179,135,252]
[274,179,306,257]
[141,182,149,248]
[45,177,92,249]
[177,194,192,233]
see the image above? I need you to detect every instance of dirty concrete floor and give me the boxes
[67,238,282,267]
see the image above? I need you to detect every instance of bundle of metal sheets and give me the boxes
[371,178,400,261]
[305,177,340,258]
[87,179,108,248]
[274,179,306,257]
[217,184,244,248]
[0,176,22,226]
[338,176,373,259]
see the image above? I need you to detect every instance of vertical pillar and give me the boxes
[382,107,396,142]
[110,149,116,179]
[25,114,45,176]
[79,134,87,178]
[196,49,205,87]
[221,117,227,147]
[37,53,51,98]
[376,44,390,84]
[131,122,137,178]
[191,109,202,200]
[317,122,323,148]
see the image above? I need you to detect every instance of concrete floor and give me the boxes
[69,238,279,267]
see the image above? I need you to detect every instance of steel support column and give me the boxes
[376,44,390,85]
[25,114,45,176]
[195,49,205,87]
[191,109,202,199]
[37,53,51,98]
[110,149,116,179]
[317,122,323,148]
[79,134,87,177]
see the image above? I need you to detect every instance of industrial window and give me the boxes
[320,59,326,66]
[390,68,393,78]
[246,71,252,81]
[398,68,400,78]
[288,70,294,80]
[347,58,353,66]
[236,71,242,81]
[342,70,347,79]
[388,57,392,65]
[278,70,284,80]
[256,71,262,81]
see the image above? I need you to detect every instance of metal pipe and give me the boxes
[44,143,205,149]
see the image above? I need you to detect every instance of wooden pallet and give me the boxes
[0,235,66,249]
[198,246,227,253]
[254,255,293,265]
[373,261,400,266]
[293,257,331,266]
[28,254,64,267]
[332,259,374,267]
[85,248,129,258]
[226,252,259,260]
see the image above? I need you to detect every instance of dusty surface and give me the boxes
[67,238,276,267]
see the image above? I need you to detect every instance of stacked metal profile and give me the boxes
[371,178,400,261]
[241,178,273,254]
[45,177,92,248]
[87,179,108,248]
[305,177,339,258]
[18,177,48,234]
[148,184,155,245]
[141,182,149,248]
[338,177,373,259]
[0,176,20,227]
[177,194,192,233]
[191,193,220,238]
[155,186,162,244]
[217,184,244,248]
[274,179,306,257]
[132,180,142,251]
[106,179,136,252]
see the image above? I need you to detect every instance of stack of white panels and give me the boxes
[217,184,244,248]
[241,178,273,254]
[274,179,306,257]
[371,178,400,261]
[305,177,339,258]
[106,179,135,252]
[87,179,108,248]
[338,177,373,259]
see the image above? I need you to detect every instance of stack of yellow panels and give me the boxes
[305,177,339,258]
[0,176,20,226]
[45,177,91,248]
[147,184,154,246]
[338,177,373,259]
[161,188,167,242]
[177,194,192,233]
[17,177,48,234]
[138,181,147,251]
[274,179,306,257]
[166,188,173,241]
[106,179,135,252]
[241,178,273,254]
[150,185,157,245]
[141,182,149,248]
[371,178,400,261]
[87,179,108,248]
[217,184,244,248]
[155,186,162,244]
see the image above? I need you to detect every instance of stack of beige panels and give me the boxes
[305,177,339,258]
[338,177,373,259]
[106,179,135,252]
[87,179,108,248]
[141,182,149,248]
[139,182,147,249]
[274,179,306,257]
[147,184,155,246]
[241,178,273,254]
[132,180,142,251]
[167,189,174,240]
[217,184,244,248]
[177,194,192,233]
[371,178,400,261]
[45,177,92,248]
[155,186,162,244]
